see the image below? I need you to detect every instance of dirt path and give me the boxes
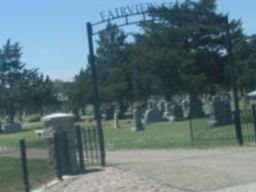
[0,148,48,159]
[45,147,256,192]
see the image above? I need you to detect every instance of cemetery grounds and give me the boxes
[1,109,256,192]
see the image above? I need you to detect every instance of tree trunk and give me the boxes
[118,97,126,119]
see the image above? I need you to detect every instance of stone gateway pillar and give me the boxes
[42,113,79,175]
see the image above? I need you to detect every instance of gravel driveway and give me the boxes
[44,167,181,192]
[45,147,256,192]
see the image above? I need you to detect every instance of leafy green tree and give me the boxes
[136,0,243,98]
[95,24,132,117]
[64,69,93,118]
[235,35,256,93]
[0,40,38,122]
[28,74,59,115]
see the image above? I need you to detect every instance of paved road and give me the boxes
[11,147,255,192]
[107,147,256,192]
[0,148,48,159]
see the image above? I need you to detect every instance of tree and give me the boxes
[64,69,93,118]
[28,74,59,115]
[235,35,256,93]
[0,40,38,122]
[135,0,243,98]
[95,24,132,117]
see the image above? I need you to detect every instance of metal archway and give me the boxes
[86,4,243,166]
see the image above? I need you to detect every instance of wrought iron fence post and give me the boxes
[225,15,243,146]
[62,131,71,174]
[76,126,85,171]
[20,139,30,192]
[252,105,256,142]
[189,118,194,146]
[87,22,106,166]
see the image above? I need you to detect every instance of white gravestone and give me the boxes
[131,108,144,132]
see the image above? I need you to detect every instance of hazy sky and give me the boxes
[0,0,255,81]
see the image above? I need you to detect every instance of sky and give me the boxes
[0,0,255,81]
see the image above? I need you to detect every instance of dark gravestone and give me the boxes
[170,104,183,121]
[144,107,165,124]
[104,105,114,120]
[2,116,22,133]
[210,97,233,126]
[188,96,205,118]
[0,121,2,133]
[3,123,22,133]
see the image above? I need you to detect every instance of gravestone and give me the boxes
[170,104,183,121]
[2,116,22,133]
[210,96,233,126]
[182,99,189,112]
[4,123,22,133]
[157,100,166,114]
[188,96,205,118]
[131,108,144,132]
[164,102,172,113]
[113,112,120,129]
[163,102,171,120]
[42,113,79,175]
[0,121,2,133]
[144,107,165,124]
[104,105,114,120]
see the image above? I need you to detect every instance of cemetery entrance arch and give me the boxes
[86,3,243,165]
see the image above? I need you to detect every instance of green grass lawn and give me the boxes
[102,120,192,150]
[101,117,255,150]
[0,122,56,192]
[0,122,46,148]
[0,157,54,192]
[0,117,254,192]
[189,117,256,146]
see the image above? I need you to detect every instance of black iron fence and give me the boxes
[0,142,23,192]
[190,107,256,146]
[25,137,56,191]
[0,135,56,192]
[0,125,102,192]
[81,126,100,167]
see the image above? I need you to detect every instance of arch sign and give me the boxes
[99,2,172,22]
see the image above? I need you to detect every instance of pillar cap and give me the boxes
[42,113,74,122]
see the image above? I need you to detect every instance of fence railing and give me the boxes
[190,107,256,146]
